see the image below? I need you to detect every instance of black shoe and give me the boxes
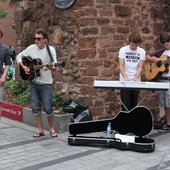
[159,124,170,132]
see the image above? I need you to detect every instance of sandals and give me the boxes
[50,131,58,137]
[33,132,45,138]
[33,131,58,138]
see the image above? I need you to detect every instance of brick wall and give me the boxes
[11,0,170,118]
[0,1,16,46]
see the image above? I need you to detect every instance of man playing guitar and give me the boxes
[16,28,58,138]
[146,32,170,131]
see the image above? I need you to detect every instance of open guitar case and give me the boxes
[68,106,155,153]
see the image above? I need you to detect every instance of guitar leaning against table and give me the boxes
[144,54,170,81]
[19,56,65,81]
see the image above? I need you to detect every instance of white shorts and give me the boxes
[0,86,4,102]
[159,80,170,107]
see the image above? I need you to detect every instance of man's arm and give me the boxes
[146,55,161,62]
[134,60,144,81]
[0,65,9,85]
[16,52,30,74]
[1,47,12,85]
[146,48,165,62]
[119,58,128,81]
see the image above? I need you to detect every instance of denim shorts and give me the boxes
[29,83,54,117]
[159,80,170,107]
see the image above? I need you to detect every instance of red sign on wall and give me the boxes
[1,102,23,122]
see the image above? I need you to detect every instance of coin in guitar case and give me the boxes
[54,0,76,10]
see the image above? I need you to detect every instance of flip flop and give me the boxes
[33,132,45,138]
[50,131,58,137]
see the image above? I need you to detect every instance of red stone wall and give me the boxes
[0,1,16,46]
[11,0,170,118]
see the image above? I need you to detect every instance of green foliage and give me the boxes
[4,80,30,105]
[5,80,67,110]
[0,0,9,18]
[4,79,17,90]
[5,79,29,93]
[0,9,8,18]
[0,0,9,2]
[53,91,66,109]
[14,89,30,105]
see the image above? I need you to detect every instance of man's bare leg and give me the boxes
[47,116,57,137]
[33,115,44,137]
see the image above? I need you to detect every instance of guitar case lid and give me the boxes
[68,106,155,152]
[69,106,153,137]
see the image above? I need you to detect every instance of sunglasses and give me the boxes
[161,40,170,44]
[34,37,44,41]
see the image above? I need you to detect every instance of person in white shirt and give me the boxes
[118,32,145,111]
[16,28,58,138]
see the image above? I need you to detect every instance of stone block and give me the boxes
[23,108,72,133]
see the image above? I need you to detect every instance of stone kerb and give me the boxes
[1,102,72,134]
[23,107,72,133]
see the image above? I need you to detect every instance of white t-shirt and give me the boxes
[118,45,145,81]
[162,49,170,77]
[16,44,57,84]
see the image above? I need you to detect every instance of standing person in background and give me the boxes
[118,32,146,111]
[7,44,16,80]
[9,43,16,67]
[146,32,170,131]
[9,44,16,62]
[0,28,12,116]
[16,28,58,137]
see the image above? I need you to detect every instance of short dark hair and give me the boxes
[160,32,170,44]
[0,28,3,38]
[35,28,48,39]
[128,32,142,44]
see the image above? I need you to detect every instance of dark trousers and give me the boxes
[120,89,139,111]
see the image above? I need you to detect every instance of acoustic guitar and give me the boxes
[144,54,170,81]
[19,56,65,81]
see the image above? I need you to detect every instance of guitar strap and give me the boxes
[46,45,54,63]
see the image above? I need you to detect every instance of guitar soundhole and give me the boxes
[31,65,41,77]
[157,61,162,67]
[36,70,40,77]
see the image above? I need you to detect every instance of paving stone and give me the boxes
[0,117,170,170]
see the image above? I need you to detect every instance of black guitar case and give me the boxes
[68,106,155,152]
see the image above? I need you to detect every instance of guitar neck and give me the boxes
[34,64,53,70]
[33,62,64,70]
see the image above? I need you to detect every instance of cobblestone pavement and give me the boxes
[0,117,170,170]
